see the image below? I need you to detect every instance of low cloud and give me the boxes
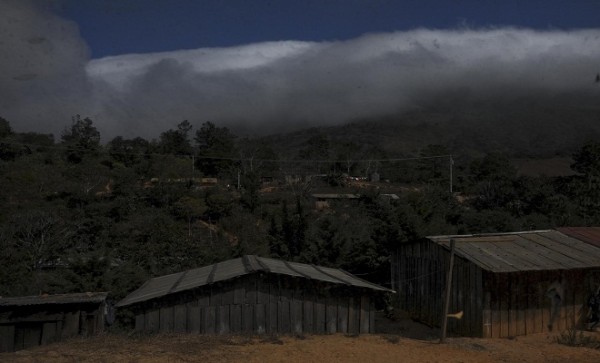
[2,0,600,140]
[88,28,600,138]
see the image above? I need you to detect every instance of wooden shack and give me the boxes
[0,292,109,352]
[392,230,600,338]
[117,255,392,335]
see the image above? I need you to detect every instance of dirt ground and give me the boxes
[2,316,599,363]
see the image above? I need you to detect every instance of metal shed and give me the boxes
[117,255,392,335]
[0,292,109,352]
[392,230,600,338]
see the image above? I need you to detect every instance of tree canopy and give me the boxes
[0,114,598,315]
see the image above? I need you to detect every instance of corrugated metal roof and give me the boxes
[428,230,600,273]
[556,227,600,248]
[0,292,108,307]
[117,255,392,307]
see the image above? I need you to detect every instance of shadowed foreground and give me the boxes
[1,331,599,363]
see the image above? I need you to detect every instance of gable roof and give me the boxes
[117,255,392,307]
[427,230,600,273]
[0,292,108,307]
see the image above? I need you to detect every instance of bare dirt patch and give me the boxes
[2,314,599,363]
[2,330,599,363]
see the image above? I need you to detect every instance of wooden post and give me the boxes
[440,238,456,343]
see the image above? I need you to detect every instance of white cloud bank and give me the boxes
[1,0,600,140]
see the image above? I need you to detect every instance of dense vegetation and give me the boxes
[1,113,600,302]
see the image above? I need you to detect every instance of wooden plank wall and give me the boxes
[0,325,15,352]
[481,270,593,337]
[133,273,377,335]
[0,302,105,352]
[394,242,484,337]
[394,241,600,338]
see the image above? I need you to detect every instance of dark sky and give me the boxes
[1,0,599,139]
[58,0,600,58]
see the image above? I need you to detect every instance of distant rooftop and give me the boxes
[0,292,109,307]
[311,194,360,199]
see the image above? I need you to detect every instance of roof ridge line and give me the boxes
[245,255,265,272]
[242,255,253,273]
[253,256,271,272]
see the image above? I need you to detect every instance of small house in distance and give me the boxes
[392,230,600,338]
[311,193,360,210]
[117,255,392,335]
[0,292,109,352]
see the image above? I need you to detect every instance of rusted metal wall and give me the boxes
[132,273,375,335]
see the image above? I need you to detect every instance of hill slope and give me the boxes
[261,90,600,158]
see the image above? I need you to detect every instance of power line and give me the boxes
[0,139,453,164]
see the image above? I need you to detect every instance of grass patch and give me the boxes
[555,328,600,349]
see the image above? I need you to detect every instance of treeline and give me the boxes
[1,115,600,302]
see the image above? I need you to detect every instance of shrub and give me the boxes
[555,328,600,349]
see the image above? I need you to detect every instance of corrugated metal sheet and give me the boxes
[0,292,108,307]
[556,227,600,248]
[428,230,600,273]
[117,255,392,307]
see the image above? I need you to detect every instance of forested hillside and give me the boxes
[265,90,600,159]
[1,110,600,305]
